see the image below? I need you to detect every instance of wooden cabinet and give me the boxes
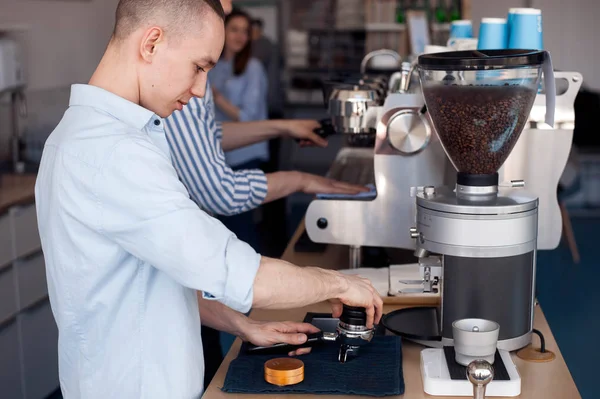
[0,264,17,325]
[16,251,47,311]
[0,319,24,399]
[0,201,59,399]
[20,298,59,399]
[0,211,13,268]
[13,205,42,260]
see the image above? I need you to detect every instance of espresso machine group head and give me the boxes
[305,52,454,268]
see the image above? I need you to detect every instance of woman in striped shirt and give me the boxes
[165,82,367,386]
[165,82,363,218]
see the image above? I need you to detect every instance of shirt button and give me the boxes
[154,119,161,126]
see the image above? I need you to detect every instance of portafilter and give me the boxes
[245,305,374,363]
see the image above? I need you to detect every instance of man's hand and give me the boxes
[329,274,384,329]
[240,320,321,356]
[284,120,328,148]
[299,173,370,195]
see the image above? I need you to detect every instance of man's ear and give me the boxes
[140,27,163,63]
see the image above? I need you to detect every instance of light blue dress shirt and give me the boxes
[208,57,269,167]
[165,81,268,216]
[35,84,261,398]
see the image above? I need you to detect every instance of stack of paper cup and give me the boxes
[477,18,508,50]
[507,8,543,49]
[449,20,473,38]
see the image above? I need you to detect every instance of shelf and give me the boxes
[365,22,407,32]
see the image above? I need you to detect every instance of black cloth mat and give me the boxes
[443,346,510,381]
[222,336,404,396]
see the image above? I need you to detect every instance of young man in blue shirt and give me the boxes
[35,1,382,397]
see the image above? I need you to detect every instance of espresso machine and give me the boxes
[305,52,454,268]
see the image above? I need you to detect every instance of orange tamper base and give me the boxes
[264,358,305,386]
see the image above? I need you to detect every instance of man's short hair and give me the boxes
[113,0,225,41]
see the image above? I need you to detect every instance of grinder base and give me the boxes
[420,348,521,397]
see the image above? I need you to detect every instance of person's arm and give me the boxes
[198,295,320,356]
[198,256,382,331]
[212,88,241,121]
[165,96,268,216]
[220,119,327,151]
[213,60,267,122]
[252,257,382,328]
[95,136,260,313]
[95,137,382,324]
[263,171,370,204]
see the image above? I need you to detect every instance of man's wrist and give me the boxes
[272,119,293,137]
[230,311,249,339]
[311,267,348,299]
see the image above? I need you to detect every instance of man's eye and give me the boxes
[196,65,205,73]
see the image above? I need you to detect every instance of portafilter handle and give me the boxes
[244,331,337,355]
[467,360,494,399]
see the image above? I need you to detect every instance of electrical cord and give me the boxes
[532,328,546,353]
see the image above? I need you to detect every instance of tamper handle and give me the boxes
[466,359,494,399]
[473,385,486,399]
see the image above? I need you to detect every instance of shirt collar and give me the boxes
[69,84,157,131]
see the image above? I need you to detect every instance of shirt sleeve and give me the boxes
[164,87,268,216]
[238,59,268,122]
[95,136,260,313]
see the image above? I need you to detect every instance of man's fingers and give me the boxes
[273,332,307,345]
[374,293,384,325]
[288,347,312,356]
[295,347,313,356]
[281,321,321,334]
[365,304,375,329]
[330,301,343,318]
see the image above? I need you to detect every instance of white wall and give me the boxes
[0,0,120,92]
[532,0,600,90]
[0,0,119,161]
[471,0,600,90]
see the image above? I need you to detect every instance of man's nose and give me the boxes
[190,76,207,98]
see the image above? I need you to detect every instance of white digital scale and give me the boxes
[420,348,522,397]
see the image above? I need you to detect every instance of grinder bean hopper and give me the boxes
[382,49,556,397]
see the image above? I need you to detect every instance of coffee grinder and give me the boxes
[382,49,555,397]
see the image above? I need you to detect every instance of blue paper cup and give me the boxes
[477,18,508,50]
[450,20,473,38]
[508,8,543,50]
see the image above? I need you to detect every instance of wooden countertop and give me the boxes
[204,221,581,398]
[204,303,580,399]
[0,174,37,214]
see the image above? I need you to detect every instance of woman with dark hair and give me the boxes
[209,8,269,171]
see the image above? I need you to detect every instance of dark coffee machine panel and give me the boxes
[441,253,534,342]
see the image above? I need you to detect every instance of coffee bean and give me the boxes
[424,84,536,175]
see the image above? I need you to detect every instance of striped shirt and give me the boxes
[164,81,268,216]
